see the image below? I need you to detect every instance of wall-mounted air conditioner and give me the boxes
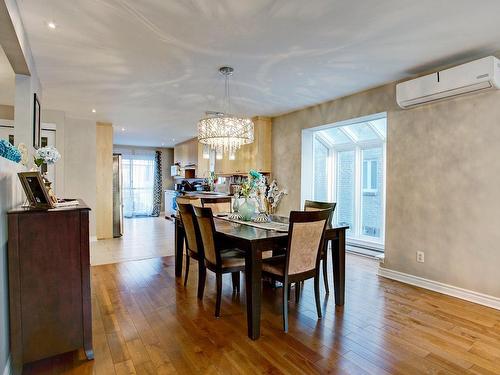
[396,56,500,109]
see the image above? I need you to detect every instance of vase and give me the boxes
[239,198,256,221]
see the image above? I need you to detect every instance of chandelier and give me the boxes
[198,67,254,157]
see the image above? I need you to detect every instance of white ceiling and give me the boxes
[0,46,15,106]
[15,0,500,147]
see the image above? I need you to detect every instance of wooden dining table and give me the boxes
[173,214,348,340]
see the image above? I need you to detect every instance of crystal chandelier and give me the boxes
[198,67,254,156]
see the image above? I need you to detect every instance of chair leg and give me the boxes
[295,282,301,303]
[231,272,240,294]
[197,264,206,299]
[283,282,289,332]
[314,274,322,319]
[322,249,330,294]
[184,255,190,287]
[215,273,222,317]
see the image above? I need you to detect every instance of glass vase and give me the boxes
[239,197,256,221]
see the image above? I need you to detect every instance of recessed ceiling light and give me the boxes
[172,138,175,142]
[47,21,56,29]
[161,143,165,146]
[121,127,125,132]
[91,109,96,113]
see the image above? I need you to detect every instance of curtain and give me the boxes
[122,153,155,218]
[151,150,162,217]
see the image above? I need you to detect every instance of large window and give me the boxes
[122,155,155,218]
[311,116,387,249]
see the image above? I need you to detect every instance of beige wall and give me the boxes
[96,122,113,239]
[272,73,500,298]
[64,117,97,235]
[0,104,13,119]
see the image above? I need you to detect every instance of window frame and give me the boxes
[319,130,386,249]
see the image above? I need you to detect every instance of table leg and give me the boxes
[245,245,262,340]
[332,229,346,306]
[174,220,185,278]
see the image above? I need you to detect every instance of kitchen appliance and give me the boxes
[112,154,123,237]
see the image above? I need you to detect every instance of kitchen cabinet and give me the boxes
[214,116,272,175]
[197,142,211,178]
[174,138,198,167]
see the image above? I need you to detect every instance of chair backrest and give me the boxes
[201,197,232,214]
[177,203,201,254]
[286,209,331,276]
[304,200,336,228]
[176,196,202,208]
[193,206,220,266]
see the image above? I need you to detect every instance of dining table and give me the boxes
[173,213,348,340]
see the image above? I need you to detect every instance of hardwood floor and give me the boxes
[91,217,175,265]
[24,253,500,374]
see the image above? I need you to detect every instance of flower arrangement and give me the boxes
[0,139,22,163]
[264,179,287,214]
[239,169,265,198]
[206,171,218,191]
[34,146,61,168]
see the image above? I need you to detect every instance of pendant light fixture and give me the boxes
[197,67,254,157]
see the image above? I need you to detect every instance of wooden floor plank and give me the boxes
[23,253,500,374]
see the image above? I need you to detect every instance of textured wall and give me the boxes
[272,81,500,298]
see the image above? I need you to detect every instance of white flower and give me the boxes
[35,146,61,164]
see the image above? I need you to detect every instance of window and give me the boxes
[361,147,383,239]
[313,137,329,202]
[309,116,386,249]
[363,159,378,193]
[122,155,155,218]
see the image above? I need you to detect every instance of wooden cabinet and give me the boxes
[215,116,272,175]
[7,202,93,374]
[173,138,198,167]
[197,142,210,178]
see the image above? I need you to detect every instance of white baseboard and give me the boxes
[2,356,11,375]
[378,267,500,310]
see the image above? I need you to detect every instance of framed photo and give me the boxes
[18,171,55,209]
[33,93,41,149]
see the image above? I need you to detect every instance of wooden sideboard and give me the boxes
[7,201,93,374]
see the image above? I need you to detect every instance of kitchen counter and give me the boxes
[182,191,231,197]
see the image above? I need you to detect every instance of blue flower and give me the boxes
[249,169,262,180]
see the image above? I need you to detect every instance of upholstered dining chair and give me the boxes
[193,206,246,317]
[304,200,336,295]
[201,197,232,214]
[176,196,202,208]
[261,209,331,332]
[177,202,206,299]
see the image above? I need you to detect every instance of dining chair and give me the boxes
[304,200,336,295]
[176,196,202,208]
[201,197,232,214]
[177,202,206,299]
[261,209,331,332]
[193,206,246,317]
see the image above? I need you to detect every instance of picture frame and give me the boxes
[17,171,55,209]
[33,93,41,149]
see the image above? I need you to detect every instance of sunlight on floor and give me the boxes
[90,217,175,265]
